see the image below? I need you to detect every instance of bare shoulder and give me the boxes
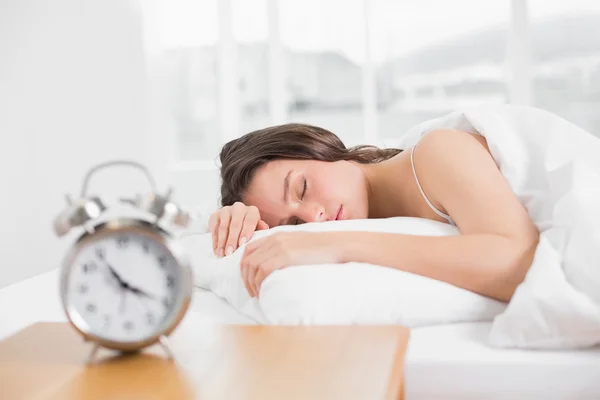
[413,128,537,242]
[415,128,491,160]
[412,128,501,201]
[411,128,499,189]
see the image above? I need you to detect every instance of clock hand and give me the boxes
[128,285,160,301]
[103,262,129,314]
[106,262,127,289]
[104,261,160,302]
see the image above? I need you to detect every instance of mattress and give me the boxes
[406,323,600,399]
[2,269,600,399]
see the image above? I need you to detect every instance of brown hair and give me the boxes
[219,123,402,207]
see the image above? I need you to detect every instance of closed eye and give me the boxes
[301,178,307,200]
[292,178,307,225]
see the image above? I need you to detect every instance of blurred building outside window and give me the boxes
[145,0,600,168]
[529,0,600,135]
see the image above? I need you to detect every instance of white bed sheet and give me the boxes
[406,323,600,399]
[2,270,600,399]
[188,287,256,325]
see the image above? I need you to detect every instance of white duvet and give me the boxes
[395,104,600,349]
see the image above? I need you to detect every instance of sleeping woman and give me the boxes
[208,124,540,301]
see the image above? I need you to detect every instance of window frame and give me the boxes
[167,0,531,172]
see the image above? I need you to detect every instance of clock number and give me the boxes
[166,275,175,289]
[95,247,105,260]
[162,297,171,309]
[86,303,96,313]
[82,261,97,274]
[78,283,89,294]
[141,241,150,254]
[124,321,134,332]
[157,255,167,269]
[146,312,155,325]
[103,314,111,327]
[116,236,129,249]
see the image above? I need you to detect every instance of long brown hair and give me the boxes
[219,123,402,207]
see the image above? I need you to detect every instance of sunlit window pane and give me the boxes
[155,0,219,161]
[280,0,366,146]
[530,0,600,136]
[372,0,510,144]
[233,0,270,135]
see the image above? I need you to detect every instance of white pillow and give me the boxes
[181,217,507,326]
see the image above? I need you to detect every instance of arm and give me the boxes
[337,129,539,302]
[336,231,535,302]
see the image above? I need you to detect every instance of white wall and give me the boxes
[0,0,169,288]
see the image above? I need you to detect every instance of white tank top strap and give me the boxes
[410,144,455,226]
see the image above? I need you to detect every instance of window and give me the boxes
[371,0,510,143]
[145,0,600,169]
[234,0,270,134]
[153,0,219,162]
[280,0,367,146]
[530,0,600,136]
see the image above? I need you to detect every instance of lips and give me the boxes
[334,205,343,221]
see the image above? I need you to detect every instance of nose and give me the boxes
[297,201,327,223]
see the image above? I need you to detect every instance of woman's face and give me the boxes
[243,159,370,228]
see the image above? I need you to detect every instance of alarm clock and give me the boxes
[53,160,193,361]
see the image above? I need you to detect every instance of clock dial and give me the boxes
[65,230,181,343]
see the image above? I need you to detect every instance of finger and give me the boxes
[250,270,258,298]
[208,213,220,255]
[240,248,253,297]
[254,268,268,298]
[244,245,279,295]
[225,203,247,256]
[216,209,232,257]
[255,253,282,297]
[246,256,260,298]
[208,211,218,232]
[242,245,271,298]
[241,261,254,297]
[250,266,259,298]
[238,207,260,247]
[249,260,266,299]
[257,220,270,231]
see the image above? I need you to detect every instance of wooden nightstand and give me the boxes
[0,322,409,399]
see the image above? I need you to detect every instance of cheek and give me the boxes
[311,166,358,198]
[334,166,368,208]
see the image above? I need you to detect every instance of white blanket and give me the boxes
[395,104,600,349]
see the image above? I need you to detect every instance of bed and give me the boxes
[1,269,599,399]
[406,323,600,399]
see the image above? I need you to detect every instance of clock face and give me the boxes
[64,229,181,344]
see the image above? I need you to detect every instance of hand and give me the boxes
[209,202,269,258]
[240,232,342,297]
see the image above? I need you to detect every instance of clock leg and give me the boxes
[86,343,101,364]
[159,335,174,360]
